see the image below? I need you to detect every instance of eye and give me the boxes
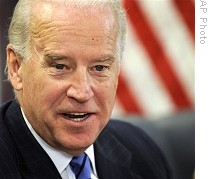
[94,65,108,71]
[54,64,65,70]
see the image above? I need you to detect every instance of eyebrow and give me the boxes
[44,53,69,61]
[93,56,116,62]
[44,53,116,62]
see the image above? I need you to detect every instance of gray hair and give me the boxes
[8,0,127,61]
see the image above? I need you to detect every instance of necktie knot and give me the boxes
[70,153,91,179]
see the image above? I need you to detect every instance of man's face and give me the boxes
[16,3,120,155]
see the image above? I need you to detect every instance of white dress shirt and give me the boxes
[21,108,98,179]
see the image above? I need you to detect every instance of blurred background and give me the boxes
[114,0,194,119]
[0,0,194,179]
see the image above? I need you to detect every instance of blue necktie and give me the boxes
[70,153,91,179]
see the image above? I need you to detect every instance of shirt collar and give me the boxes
[21,108,97,175]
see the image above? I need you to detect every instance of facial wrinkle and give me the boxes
[30,19,58,50]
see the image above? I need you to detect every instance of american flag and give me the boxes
[112,0,195,119]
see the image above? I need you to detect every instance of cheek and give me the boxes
[33,81,64,110]
[21,69,55,108]
[96,77,118,109]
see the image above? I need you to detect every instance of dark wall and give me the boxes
[0,0,18,104]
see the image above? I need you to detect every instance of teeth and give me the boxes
[63,113,89,121]
[68,113,87,116]
[71,118,85,122]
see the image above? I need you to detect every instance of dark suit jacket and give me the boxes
[0,100,172,179]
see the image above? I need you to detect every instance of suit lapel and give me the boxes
[4,100,61,179]
[94,127,143,179]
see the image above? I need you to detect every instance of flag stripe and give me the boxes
[120,25,175,117]
[123,0,193,109]
[117,73,144,114]
[138,0,194,103]
[172,0,195,41]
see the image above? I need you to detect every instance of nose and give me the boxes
[66,69,94,103]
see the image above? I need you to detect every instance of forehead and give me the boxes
[31,1,117,26]
[30,1,118,43]
[29,1,119,59]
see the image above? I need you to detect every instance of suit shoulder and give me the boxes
[106,120,149,139]
[105,120,172,179]
[0,100,21,178]
[0,100,14,138]
[105,120,162,154]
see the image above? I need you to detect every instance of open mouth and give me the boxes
[62,113,90,122]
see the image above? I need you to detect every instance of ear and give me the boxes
[6,44,23,91]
